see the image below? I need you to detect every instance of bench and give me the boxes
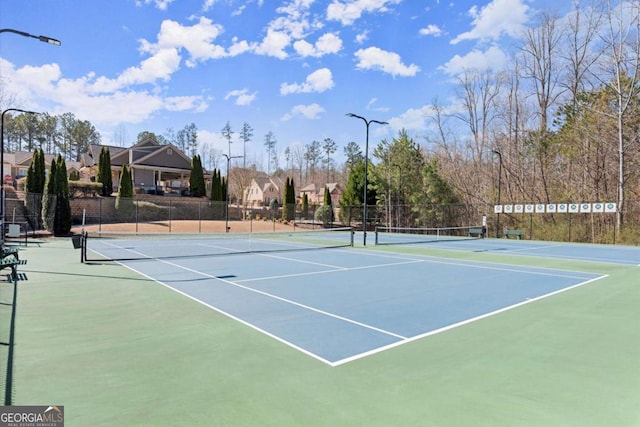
[468,227,485,238]
[0,256,23,280]
[1,246,19,260]
[503,229,525,239]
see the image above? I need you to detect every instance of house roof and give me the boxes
[110,139,191,170]
[3,151,82,172]
[83,144,126,167]
[300,182,342,194]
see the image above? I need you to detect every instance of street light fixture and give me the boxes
[1,109,38,245]
[0,28,61,46]
[492,150,503,238]
[223,154,243,233]
[346,113,388,246]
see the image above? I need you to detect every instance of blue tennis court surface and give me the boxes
[108,244,607,366]
[377,236,640,265]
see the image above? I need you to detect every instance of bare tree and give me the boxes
[520,12,566,132]
[239,122,253,169]
[592,0,640,227]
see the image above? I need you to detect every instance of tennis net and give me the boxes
[81,227,354,262]
[374,225,484,245]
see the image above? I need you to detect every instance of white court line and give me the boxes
[237,259,424,283]
[113,262,339,366]
[331,274,609,366]
[154,258,408,340]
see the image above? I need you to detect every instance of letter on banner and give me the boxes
[547,204,556,213]
[514,204,524,214]
[525,204,535,214]
[604,202,617,213]
[557,203,568,213]
[569,203,579,213]
[494,204,503,213]
[580,203,592,213]
[592,202,604,213]
[504,204,513,214]
[535,204,545,213]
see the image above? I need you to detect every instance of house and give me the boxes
[83,139,194,195]
[244,175,284,207]
[3,151,81,186]
[299,182,343,206]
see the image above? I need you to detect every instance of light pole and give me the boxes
[223,154,243,232]
[1,28,60,248]
[0,28,61,46]
[1,109,38,245]
[346,113,388,245]
[492,150,502,238]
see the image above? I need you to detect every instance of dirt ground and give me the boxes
[73,220,300,234]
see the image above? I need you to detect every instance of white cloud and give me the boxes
[136,0,176,10]
[451,0,530,44]
[354,47,420,77]
[281,103,325,121]
[419,24,443,37]
[355,30,369,44]
[440,45,507,75]
[202,0,216,12]
[1,59,208,126]
[366,97,390,112]
[140,17,227,66]
[294,32,343,57]
[280,68,334,95]
[225,89,257,106]
[327,0,402,26]
[388,105,433,132]
[164,95,209,112]
[252,29,291,59]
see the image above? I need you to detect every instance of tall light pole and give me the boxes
[0,28,61,46]
[346,113,388,245]
[223,154,243,233]
[1,28,60,248]
[1,109,38,245]
[492,150,503,238]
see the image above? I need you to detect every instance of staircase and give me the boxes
[2,186,36,235]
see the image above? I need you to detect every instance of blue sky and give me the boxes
[1,0,564,167]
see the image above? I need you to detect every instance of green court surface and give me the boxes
[2,237,639,426]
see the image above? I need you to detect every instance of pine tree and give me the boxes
[116,164,134,210]
[315,185,334,226]
[97,147,113,196]
[54,156,72,235]
[209,168,224,219]
[25,150,44,229]
[189,154,205,197]
[301,193,309,219]
[41,155,58,231]
[281,177,295,221]
[40,155,72,235]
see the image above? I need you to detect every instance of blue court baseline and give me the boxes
[105,245,606,366]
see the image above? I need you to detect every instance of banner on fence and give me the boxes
[494,202,617,214]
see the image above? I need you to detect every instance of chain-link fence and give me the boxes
[4,193,639,244]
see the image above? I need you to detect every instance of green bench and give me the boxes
[1,246,19,259]
[503,229,525,239]
[468,227,485,238]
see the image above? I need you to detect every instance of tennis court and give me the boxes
[4,229,640,426]
[82,229,618,365]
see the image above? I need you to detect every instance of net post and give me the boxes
[350,228,355,247]
[374,227,379,245]
[81,231,86,263]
